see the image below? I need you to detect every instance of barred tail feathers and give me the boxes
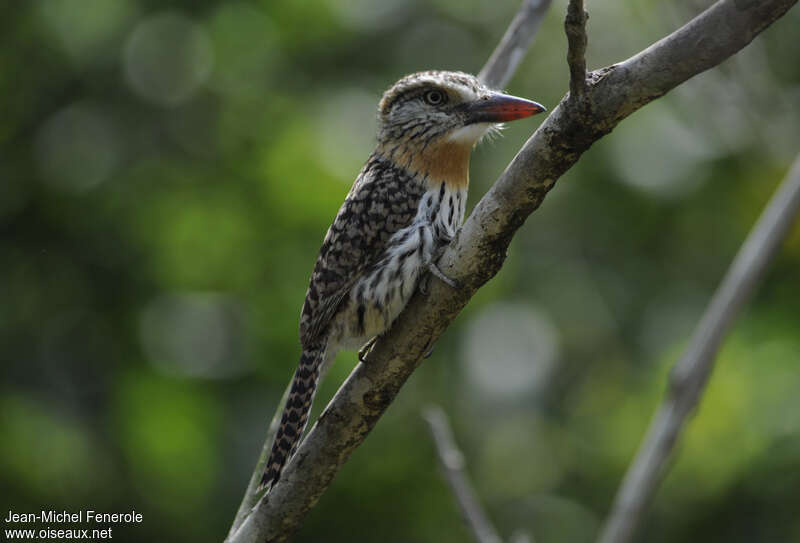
[259,346,324,491]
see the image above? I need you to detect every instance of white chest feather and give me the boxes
[334,182,466,347]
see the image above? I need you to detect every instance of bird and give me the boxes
[259,70,545,491]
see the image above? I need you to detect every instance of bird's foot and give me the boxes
[358,336,378,363]
[428,262,460,290]
[418,273,431,296]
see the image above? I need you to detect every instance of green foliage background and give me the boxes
[1,1,799,542]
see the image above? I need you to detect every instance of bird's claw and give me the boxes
[358,336,378,363]
[419,274,431,296]
[428,262,460,290]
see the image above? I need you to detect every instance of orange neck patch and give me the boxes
[380,140,472,191]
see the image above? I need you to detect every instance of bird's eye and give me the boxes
[424,90,445,106]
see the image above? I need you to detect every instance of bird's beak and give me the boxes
[466,92,546,124]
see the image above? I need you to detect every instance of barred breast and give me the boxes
[330,180,467,349]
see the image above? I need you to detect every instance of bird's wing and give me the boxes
[299,154,426,347]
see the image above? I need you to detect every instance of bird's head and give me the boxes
[377,70,545,148]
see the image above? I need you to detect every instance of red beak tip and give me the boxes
[470,94,546,123]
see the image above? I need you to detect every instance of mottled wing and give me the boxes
[299,154,425,347]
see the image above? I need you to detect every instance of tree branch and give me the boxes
[479,0,554,90]
[227,382,292,538]
[596,154,800,543]
[423,406,503,543]
[565,0,588,97]
[227,1,798,541]
[226,2,552,540]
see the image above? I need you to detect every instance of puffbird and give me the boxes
[260,70,545,491]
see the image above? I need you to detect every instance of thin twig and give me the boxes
[227,381,292,538]
[597,155,800,543]
[423,406,503,543]
[479,0,554,90]
[565,0,588,97]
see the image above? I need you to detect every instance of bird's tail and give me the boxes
[259,345,324,492]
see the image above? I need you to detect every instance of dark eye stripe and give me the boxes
[384,86,449,112]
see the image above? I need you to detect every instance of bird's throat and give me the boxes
[381,140,472,192]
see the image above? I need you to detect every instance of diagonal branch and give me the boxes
[227,382,292,538]
[228,1,798,541]
[424,406,503,543]
[225,1,553,541]
[596,155,800,543]
[479,0,554,90]
[565,0,588,97]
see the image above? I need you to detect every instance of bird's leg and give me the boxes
[358,336,379,363]
[418,273,431,296]
[421,336,436,359]
[427,231,460,291]
[428,262,460,289]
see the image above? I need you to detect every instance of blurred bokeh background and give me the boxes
[2,0,799,541]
